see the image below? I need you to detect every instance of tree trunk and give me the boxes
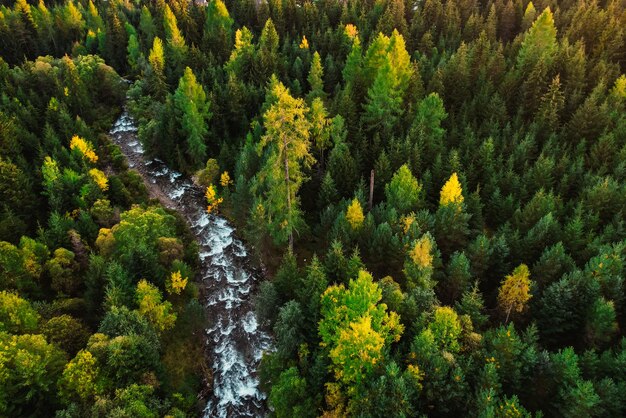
[283,136,293,252]
[369,169,375,211]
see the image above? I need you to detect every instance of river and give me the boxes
[109,112,272,417]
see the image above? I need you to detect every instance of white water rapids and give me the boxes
[110,112,272,417]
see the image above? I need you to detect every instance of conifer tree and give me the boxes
[517,7,558,73]
[148,37,167,99]
[258,19,279,80]
[362,56,403,135]
[163,4,187,76]
[253,81,313,250]
[385,164,422,214]
[173,67,212,168]
[537,74,565,132]
[308,97,331,166]
[346,198,365,230]
[139,6,156,46]
[204,0,233,62]
[436,172,470,256]
[498,264,533,322]
[307,51,325,103]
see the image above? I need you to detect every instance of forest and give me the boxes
[0,0,625,416]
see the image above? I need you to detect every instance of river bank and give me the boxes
[109,111,272,417]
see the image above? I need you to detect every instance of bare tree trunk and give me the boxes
[283,136,293,252]
[369,169,375,211]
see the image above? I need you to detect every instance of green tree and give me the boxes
[273,300,304,359]
[585,297,618,348]
[0,291,39,334]
[46,247,79,295]
[135,279,177,334]
[362,56,403,135]
[307,51,325,102]
[163,4,187,71]
[385,164,422,214]
[441,251,472,303]
[411,93,447,161]
[253,81,313,250]
[0,241,41,297]
[147,37,167,99]
[139,6,156,46]
[320,270,403,389]
[409,305,468,415]
[308,97,331,166]
[173,67,212,168]
[226,27,255,81]
[203,0,234,62]
[41,315,90,356]
[268,367,315,418]
[517,7,558,73]
[0,333,66,415]
[127,33,141,73]
[58,349,101,403]
[258,19,279,79]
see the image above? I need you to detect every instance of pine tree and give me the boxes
[104,2,126,71]
[346,198,365,230]
[342,28,363,88]
[308,98,331,167]
[14,0,38,58]
[436,172,470,256]
[139,6,156,46]
[521,2,537,31]
[498,264,533,322]
[253,81,313,250]
[148,37,167,99]
[385,164,422,214]
[127,33,141,73]
[411,93,447,162]
[258,18,279,80]
[404,233,437,289]
[517,7,558,73]
[362,56,403,135]
[203,0,233,62]
[163,4,187,76]
[440,172,464,207]
[226,26,255,81]
[536,74,565,132]
[307,51,325,103]
[173,67,212,168]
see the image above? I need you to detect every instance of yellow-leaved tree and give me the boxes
[498,264,533,322]
[70,135,98,163]
[404,233,436,289]
[299,35,309,49]
[220,171,232,187]
[346,198,364,229]
[136,279,177,333]
[89,168,108,191]
[409,234,433,268]
[320,270,403,390]
[167,270,188,295]
[59,349,100,402]
[439,172,464,206]
[206,185,223,214]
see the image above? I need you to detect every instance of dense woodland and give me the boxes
[1,0,626,416]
